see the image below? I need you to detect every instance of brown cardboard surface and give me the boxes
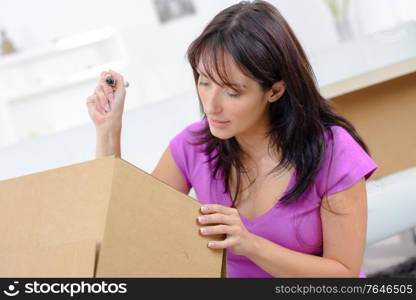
[0,240,96,277]
[0,156,115,252]
[0,156,224,277]
[330,72,416,178]
[96,159,224,277]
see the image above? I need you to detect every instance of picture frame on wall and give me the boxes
[154,0,196,23]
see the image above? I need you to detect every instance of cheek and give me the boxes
[197,87,211,108]
[197,86,205,99]
[226,98,265,120]
[225,103,245,119]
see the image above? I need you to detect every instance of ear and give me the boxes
[266,80,286,103]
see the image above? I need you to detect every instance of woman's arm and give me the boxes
[151,146,191,195]
[87,70,126,159]
[95,126,122,158]
[198,178,368,277]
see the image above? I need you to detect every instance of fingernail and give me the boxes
[201,206,208,212]
[208,242,215,248]
[198,216,205,223]
[200,227,207,234]
[104,104,110,112]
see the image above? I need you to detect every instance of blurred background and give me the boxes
[0,0,415,277]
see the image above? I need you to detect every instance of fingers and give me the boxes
[86,94,104,115]
[99,71,108,85]
[200,204,238,216]
[200,224,240,236]
[89,70,125,117]
[206,238,235,249]
[102,77,115,102]
[100,70,125,91]
[199,223,237,250]
[99,71,116,105]
[107,69,125,90]
[197,213,238,226]
[94,85,110,113]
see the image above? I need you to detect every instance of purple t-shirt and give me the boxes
[169,119,378,278]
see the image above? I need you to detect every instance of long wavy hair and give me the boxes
[186,0,370,208]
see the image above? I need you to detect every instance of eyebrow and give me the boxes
[197,69,247,89]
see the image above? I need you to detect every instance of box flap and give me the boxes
[96,158,224,277]
[0,156,115,252]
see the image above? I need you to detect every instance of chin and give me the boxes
[209,127,234,140]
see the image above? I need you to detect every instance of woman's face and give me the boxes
[197,57,274,141]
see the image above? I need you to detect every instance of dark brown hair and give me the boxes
[186,0,370,207]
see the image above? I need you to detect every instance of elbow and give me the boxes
[349,268,362,278]
[327,258,362,277]
[336,262,362,278]
[339,269,360,278]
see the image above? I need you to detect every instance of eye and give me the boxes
[226,90,241,98]
[227,92,240,98]
[198,81,209,86]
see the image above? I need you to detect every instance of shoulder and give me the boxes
[316,125,378,196]
[167,119,212,189]
[322,125,368,160]
[323,126,374,166]
[168,118,209,171]
[324,125,355,145]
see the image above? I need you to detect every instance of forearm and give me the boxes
[95,126,122,158]
[245,233,356,277]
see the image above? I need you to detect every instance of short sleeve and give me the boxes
[317,126,378,197]
[168,120,206,190]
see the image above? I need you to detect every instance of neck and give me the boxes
[235,117,279,165]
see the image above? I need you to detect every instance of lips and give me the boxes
[208,118,230,129]
[211,119,229,123]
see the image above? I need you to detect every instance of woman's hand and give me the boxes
[197,204,255,256]
[86,70,127,131]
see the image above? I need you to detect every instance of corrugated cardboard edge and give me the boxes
[93,155,117,277]
[221,249,227,278]
[118,157,202,206]
[0,155,116,183]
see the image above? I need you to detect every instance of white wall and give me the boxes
[0,0,415,148]
[3,0,415,54]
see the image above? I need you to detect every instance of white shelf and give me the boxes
[312,21,416,97]
[4,60,126,102]
[0,28,115,68]
[0,27,128,147]
[0,27,127,101]
[320,57,416,99]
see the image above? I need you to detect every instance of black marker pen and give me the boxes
[105,76,130,88]
[103,76,129,112]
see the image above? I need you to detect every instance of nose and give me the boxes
[202,88,223,115]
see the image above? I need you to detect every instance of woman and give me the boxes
[86,0,378,278]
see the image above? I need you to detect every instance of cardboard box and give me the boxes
[0,240,96,277]
[0,156,225,277]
